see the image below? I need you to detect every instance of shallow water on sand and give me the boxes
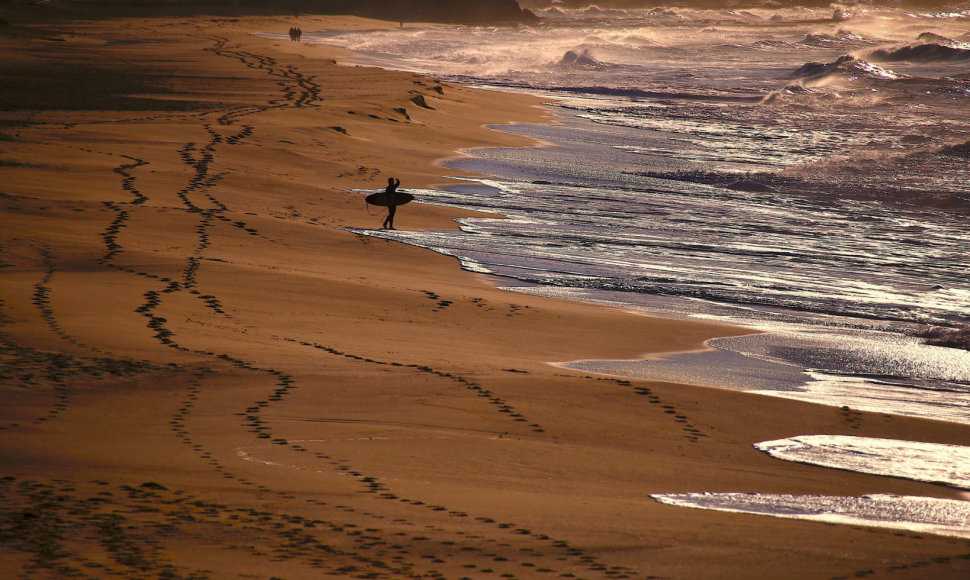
[361,163,970,426]
[651,493,970,539]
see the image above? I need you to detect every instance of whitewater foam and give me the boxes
[652,493,970,539]
[756,435,970,489]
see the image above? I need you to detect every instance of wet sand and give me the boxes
[1,6,969,579]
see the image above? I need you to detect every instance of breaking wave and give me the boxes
[788,55,904,80]
[555,48,613,70]
[799,29,872,47]
[917,31,970,48]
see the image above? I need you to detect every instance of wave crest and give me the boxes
[788,55,903,81]
[917,32,970,49]
[556,48,613,69]
[799,29,869,47]
[869,43,970,62]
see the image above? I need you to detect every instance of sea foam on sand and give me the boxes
[651,493,970,539]
[755,435,970,490]
[653,435,970,538]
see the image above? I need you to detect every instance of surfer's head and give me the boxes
[388,177,396,185]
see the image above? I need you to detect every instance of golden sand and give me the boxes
[1,7,968,579]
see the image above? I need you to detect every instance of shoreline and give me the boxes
[2,8,970,579]
[382,89,970,430]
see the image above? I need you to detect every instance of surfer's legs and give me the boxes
[383,205,396,229]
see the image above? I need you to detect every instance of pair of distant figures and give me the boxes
[365,178,413,230]
[288,27,302,42]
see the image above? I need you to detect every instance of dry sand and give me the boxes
[1,6,969,579]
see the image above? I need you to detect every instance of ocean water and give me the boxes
[288,5,970,535]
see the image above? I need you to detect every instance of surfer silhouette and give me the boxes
[364,176,413,228]
[382,177,401,230]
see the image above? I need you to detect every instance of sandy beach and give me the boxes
[2,5,969,579]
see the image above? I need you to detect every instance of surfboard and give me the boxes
[365,190,414,207]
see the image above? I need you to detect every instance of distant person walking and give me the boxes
[382,177,401,230]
